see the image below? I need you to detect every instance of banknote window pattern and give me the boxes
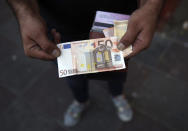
[93,44,112,69]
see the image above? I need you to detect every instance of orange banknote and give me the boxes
[57,37,126,78]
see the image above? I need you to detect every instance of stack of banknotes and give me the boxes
[103,20,133,57]
[57,11,132,78]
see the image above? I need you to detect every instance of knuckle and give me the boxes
[34,32,43,40]
[121,37,132,45]
[129,17,139,26]
[41,44,53,52]
[33,29,46,40]
[130,20,138,27]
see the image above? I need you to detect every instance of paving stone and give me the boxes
[0,0,15,26]
[19,119,65,131]
[0,85,16,115]
[0,100,65,131]
[124,60,152,101]
[158,42,188,82]
[161,0,188,43]
[0,0,21,45]
[0,19,21,43]
[172,0,188,22]
[163,23,188,44]
[22,66,72,120]
[0,35,53,94]
[130,70,188,131]
[118,111,171,131]
[0,100,38,131]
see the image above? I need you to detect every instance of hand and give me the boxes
[19,15,61,60]
[117,1,161,58]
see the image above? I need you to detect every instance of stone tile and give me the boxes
[0,36,22,63]
[118,111,171,131]
[172,0,188,22]
[124,60,152,101]
[174,30,188,43]
[0,100,65,131]
[0,100,38,131]
[163,23,188,44]
[0,85,16,114]
[19,119,65,131]
[131,70,188,131]
[0,36,53,94]
[0,0,15,26]
[158,42,188,82]
[0,16,21,45]
[22,66,72,120]
[0,0,21,44]
[161,0,188,43]
[0,2,21,46]
[134,33,172,67]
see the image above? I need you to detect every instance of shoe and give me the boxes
[64,100,88,127]
[112,95,133,122]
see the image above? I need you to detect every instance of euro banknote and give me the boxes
[114,20,133,57]
[103,27,114,37]
[57,37,126,78]
[91,11,130,32]
[102,20,133,57]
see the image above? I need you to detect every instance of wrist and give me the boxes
[7,0,40,23]
[148,0,164,12]
[144,0,164,16]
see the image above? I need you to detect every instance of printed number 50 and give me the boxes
[98,40,113,48]
[60,69,67,76]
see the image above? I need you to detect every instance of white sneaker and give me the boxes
[112,95,133,122]
[64,100,88,127]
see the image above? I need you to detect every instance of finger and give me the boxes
[26,41,55,60]
[51,28,61,44]
[51,28,56,35]
[54,32,61,44]
[117,20,140,51]
[126,39,143,58]
[35,34,61,58]
[127,29,152,58]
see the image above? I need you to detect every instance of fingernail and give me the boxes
[117,43,126,51]
[52,49,60,57]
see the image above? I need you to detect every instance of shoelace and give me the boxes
[115,99,130,112]
[68,103,83,117]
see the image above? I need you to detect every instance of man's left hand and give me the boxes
[117,0,163,58]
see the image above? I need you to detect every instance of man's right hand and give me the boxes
[7,0,61,60]
[19,15,61,60]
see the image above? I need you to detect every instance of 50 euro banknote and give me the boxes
[57,37,126,78]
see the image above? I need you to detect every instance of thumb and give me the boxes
[36,34,61,58]
[117,21,140,51]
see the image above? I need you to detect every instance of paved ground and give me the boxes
[0,0,188,131]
